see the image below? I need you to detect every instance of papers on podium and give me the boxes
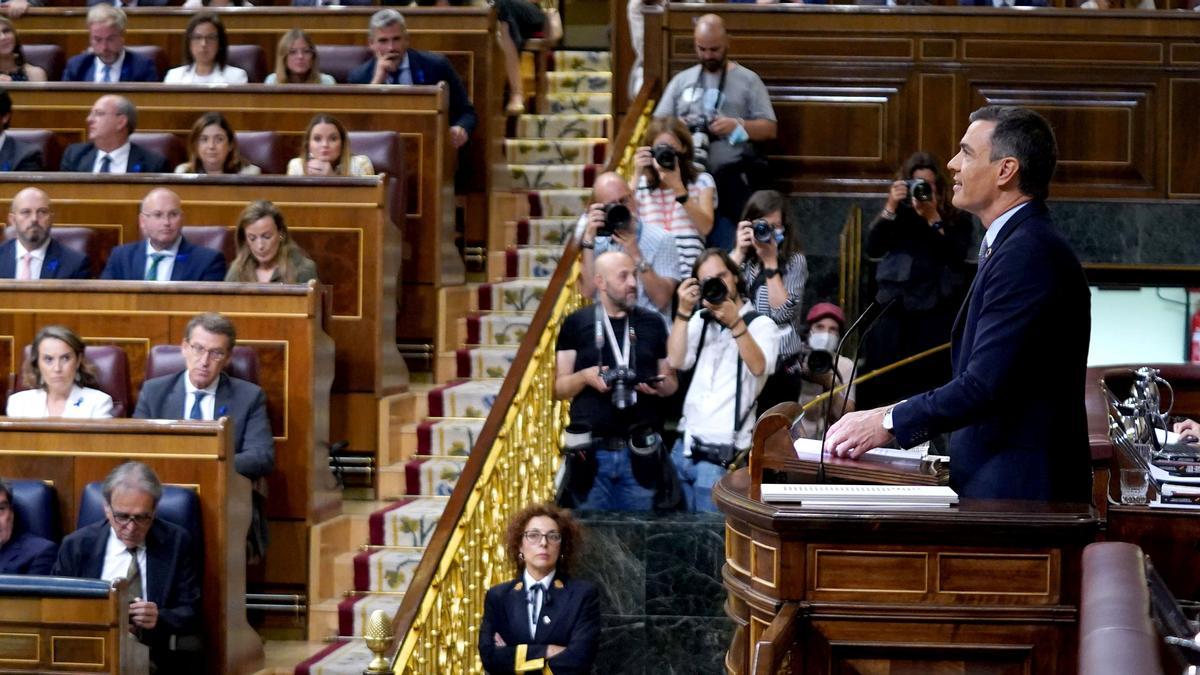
[760,483,959,509]
[792,438,950,475]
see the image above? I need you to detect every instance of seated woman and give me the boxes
[479,503,599,675]
[286,114,374,177]
[630,116,716,277]
[164,13,249,85]
[225,200,318,284]
[265,29,335,85]
[8,325,113,418]
[729,189,808,411]
[0,17,46,82]
[495,0,548,115]
[175,112,261,175]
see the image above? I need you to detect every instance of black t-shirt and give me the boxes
[556,305,669,436]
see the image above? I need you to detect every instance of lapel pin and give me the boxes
[553,579,564,589]
[542,616,551,624]
[514,582,524,591]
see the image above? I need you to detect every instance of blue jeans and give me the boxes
[671,439,725,513]
[574,447,656,511]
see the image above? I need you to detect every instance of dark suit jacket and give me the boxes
[959,0,1048,5]
[292,0,373,4]
[52,519,200,650]
[893,201,1092,501]
[62,49,160,82]
[0,136,42,171]
[134,371,275,480]
[60,142,170,174]
[0,532,58,575]
[348,49,477,134]
[479,575,599,675]
[100,237,226,282]
[87,0,169,4]
[0,239,91,280]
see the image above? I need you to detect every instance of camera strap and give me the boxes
[690,62,728,116]
[595,304,634,370]
[692,308,762,448]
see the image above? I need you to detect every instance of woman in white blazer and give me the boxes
[7,326,113,419]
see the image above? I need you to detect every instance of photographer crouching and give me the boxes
[554,251,678,511]
[795,303,856,439]
[668,249,779,512]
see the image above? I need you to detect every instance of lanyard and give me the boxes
[691,63,728,115]
[594,304,633,368]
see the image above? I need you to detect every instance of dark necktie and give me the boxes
[189,391,206,420]
[125,547,142,602]
[99,154,111,173]
[528,584,543,637]
[145,252,168,281]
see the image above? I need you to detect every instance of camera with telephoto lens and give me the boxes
[700,276,728,305]
[651,144,677,171]
[904,178,934,203]
[602,366,641,410]
[751,219,777,244]
[686,115,710,168]
[596,202,633,237]
[803,330,839,375]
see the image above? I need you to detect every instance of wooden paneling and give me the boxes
[645,5,1200,199]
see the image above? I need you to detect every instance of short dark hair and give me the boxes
[692,247,748,299]
[185,13,229,69]
[0,477,11,505]
[740,189,802,263]
[185,311,237,348]
[968,105,1057,201]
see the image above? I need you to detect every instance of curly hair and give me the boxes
[504,503,582,578]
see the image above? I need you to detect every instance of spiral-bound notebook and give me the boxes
[761,483,959,509]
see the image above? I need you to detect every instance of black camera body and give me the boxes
[596,202,633,237]
[602,365,641,410]
[700,276,728,305]
[651,144,677,171]
[904,178,934,202]
[751,219,777,244]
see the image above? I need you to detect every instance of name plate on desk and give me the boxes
[761,483,959,509]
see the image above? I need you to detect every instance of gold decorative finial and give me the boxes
[363,609,393,674]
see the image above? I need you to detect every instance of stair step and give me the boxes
[466,312,534,346]
[456,346,519,378]
[502,246,564,279]
[550,50,612,72]
[404,455,468,496]
[476,279,548,312]
[514,217,577,246]
[544,92,612,115]
[515,114,610,139]
[547,70,612,94]
[503,138,606,165]
[495,163,601,191]
[293,638,370,675]
[417,418,485,455]
[367,496,446,546]
[337,594,405,637]
[353,548,424,593]
[426,379,503,418]
[526,189,590,219]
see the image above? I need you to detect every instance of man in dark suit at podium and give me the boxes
[825,106,1092,502]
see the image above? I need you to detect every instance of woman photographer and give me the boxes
[630,117,716,277]
[727,190,807,411]
[858,151,972,410]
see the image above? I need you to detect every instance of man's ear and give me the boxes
[996,157,1021,191]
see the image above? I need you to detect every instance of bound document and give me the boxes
[761,483,959,509]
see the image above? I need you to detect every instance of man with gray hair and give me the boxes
[63,5,160,82]
[0,477,58,575]
[348,9,476,149]
[53,461,201,672]
[60,95,169,173]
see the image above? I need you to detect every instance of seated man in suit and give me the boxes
[60,95,169,174]
[0,188,91,279]
[101,188,226,281]
[348,9,476,150]
[53,462,200,672]
[0,478,58,575]
[0,91,42,172]
[63,5,159,82]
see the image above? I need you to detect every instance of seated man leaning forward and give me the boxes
[0,477,58,575]
[101,188,227,281]
[60,95,169,174]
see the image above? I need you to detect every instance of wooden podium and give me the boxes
[717,404,1100,674]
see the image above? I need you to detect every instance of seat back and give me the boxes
[21,44,65,81]
[182,225,234,263]
[1,225,101,278]
[227,45,267,83]
[7,479,60,542]
[348,131,404,222]
[7,129,61,172]
[234,131,285,174]
[144,344,260,385]
[129,132,186,170]
[125,45,167,79]
[77,482,202,552]
[315,45,371,83]
[14,344,131,417]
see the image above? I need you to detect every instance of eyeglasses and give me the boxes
[523,530,562,545]
[190,34,220,44]
[141,210,183,221]
[186,341,228,362]
[111,510,154,526]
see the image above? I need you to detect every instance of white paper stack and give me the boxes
[792,438,949,472]
[761,483,959,509]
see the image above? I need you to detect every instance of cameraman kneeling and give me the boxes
[668,248,779,512]
[796,303,856,440]
[555,251,678,511]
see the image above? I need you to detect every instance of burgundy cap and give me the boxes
[806,302,845,329]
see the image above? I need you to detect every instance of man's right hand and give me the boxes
[372,53,402,84]
[584,202,606,242]
[676,277,699,316]
[632,146,653,172]
[580,365,610,393]
[885,180,907,214]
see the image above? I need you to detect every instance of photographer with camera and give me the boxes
[668,248,779,512]
[631,117,716,278]
[728,190,808,411]
[859,151,972,410]
[795,303,856,439]
[554,251,677,511]
[579,172,681,324]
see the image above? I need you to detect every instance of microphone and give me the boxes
[815,298,897,482]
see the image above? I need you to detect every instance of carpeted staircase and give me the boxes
[293,50,611,674]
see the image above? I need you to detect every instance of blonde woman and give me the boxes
[225,200,318,284]
[285,114,374,177]
[265,29,335,85]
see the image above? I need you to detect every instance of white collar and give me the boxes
[99,140,131,167]
[983,200,1032,249]
[16,237,51,260]
[145,235,182,257]
[94,51,126,79]
[104,525,144,556]
[184,373,220,399]
[523,568,556,591]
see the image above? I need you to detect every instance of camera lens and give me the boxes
[599,203,632,237]
[651,144,677,171]
[700,276,728,305]
[751,219,774,244]
[906,178,933,202]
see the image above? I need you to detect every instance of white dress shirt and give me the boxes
[143,237,182,282]
[982,200,1032,253]
[522,569,555,638]
[6,384,114,418]
[14,238,50,280]
[92,52,126,83]
[92,141,131,174]
[100,528,149,599]
[163,64,250,85]
[183,375,219,420]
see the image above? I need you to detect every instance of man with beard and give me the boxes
[0,187,91,279]
[654,14,776,243]
[554,251,677,511]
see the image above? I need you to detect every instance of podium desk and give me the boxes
[715,469,1099,675]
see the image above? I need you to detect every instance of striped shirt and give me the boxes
[741,253,808,359]
[634,172,717,277]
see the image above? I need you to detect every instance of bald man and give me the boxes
[0,188,91,279]
[60,95,169,174]
[655,14,776,238]
[100,188,226,281]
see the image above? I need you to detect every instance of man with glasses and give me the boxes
[60,95,169,174]
[63,5,160,83]
[53,462,200,672]
[0,477,58,574]
[100,188,226,281]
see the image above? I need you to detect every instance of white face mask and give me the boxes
[808,330,839,353]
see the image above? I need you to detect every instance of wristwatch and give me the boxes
[763,267,780,279]
[635,258,651,274]
[675,192,689,205]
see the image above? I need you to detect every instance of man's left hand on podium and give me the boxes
[824,406,892,459]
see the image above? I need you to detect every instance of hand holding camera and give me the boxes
[699,275,741,328]
[736,219,781,266]
[650,144,684,193]
[579,365,609,393]
[707,115,738,137]
[676,277,700,316]
[587,201,634,240]
[885,178,940,226]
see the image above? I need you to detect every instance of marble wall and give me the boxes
[575,511,732,675]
